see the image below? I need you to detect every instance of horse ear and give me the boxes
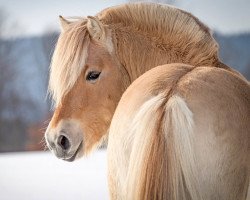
[59,15,70,31]
[87,16,105,41]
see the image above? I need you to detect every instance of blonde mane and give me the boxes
[49,2,219,107]
[98,3,219,79]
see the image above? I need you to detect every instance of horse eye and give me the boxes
[86,71,101,81]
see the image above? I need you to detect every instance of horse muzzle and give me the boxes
[45,119,84,162]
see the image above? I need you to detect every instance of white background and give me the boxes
[0,151,108,200]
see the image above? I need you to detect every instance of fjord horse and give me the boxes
[108,63,249,199]
[45,2,249,199]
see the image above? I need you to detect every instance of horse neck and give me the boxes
[114,29,220,82]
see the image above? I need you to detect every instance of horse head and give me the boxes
[45,16,129,161]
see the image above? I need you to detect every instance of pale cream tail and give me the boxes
[124,94,202,200]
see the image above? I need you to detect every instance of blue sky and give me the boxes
[0,0,250,37]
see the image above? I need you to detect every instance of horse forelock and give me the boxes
[49,19,90,107]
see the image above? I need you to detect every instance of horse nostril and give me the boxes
[57,135,71,151]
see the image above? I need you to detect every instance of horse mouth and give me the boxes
[63,141,83,162]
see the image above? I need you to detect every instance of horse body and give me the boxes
[44,2,250,199]
[108,64,250,199]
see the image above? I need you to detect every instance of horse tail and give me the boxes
[125,94,202,200]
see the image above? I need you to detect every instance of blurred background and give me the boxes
[0,0,249,199]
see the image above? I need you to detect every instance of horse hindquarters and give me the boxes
[124,90,249,200]
[108,64,250,200]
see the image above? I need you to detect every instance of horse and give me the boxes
[44,2,249,199]
[108,63,250,199]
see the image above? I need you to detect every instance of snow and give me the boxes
[0,150,109,200]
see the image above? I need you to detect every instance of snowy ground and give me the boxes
[0,150,108,200]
